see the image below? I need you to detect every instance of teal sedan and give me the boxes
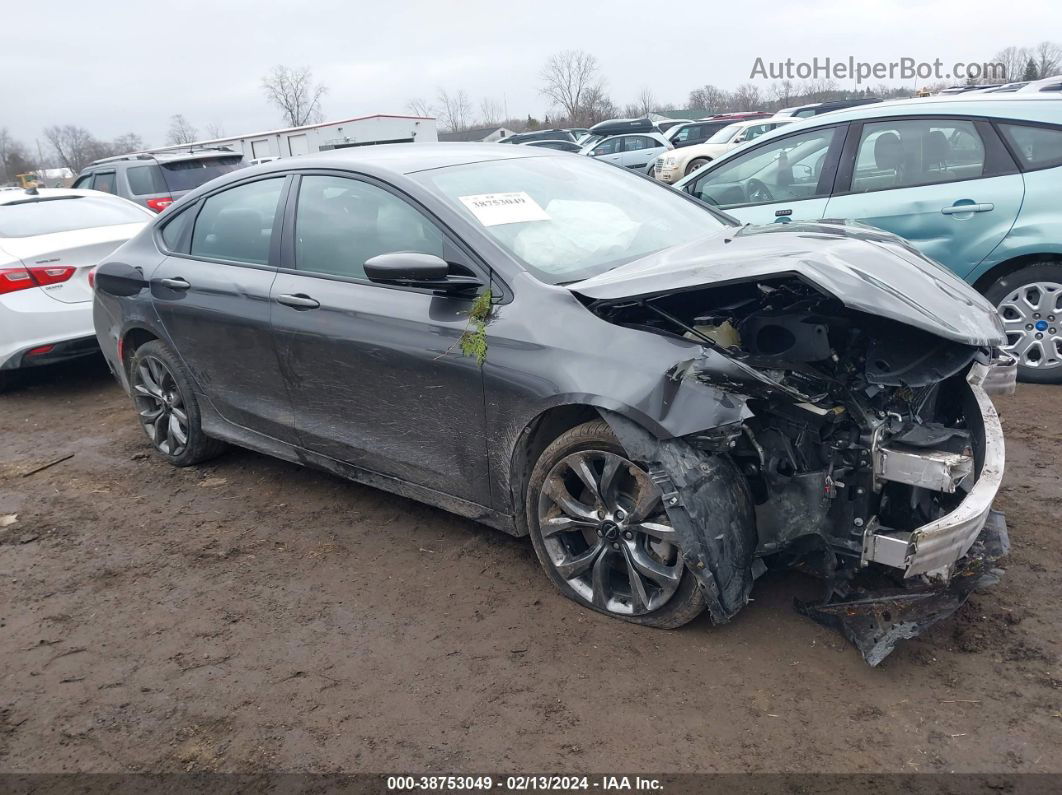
[676,95,1062,383]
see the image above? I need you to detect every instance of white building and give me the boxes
[149,114,437,161]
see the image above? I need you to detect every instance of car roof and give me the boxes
[0,187,109,206]
[86,148,243,169]
[239,142,559,180]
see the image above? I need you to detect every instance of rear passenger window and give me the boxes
[294,175,444,280]
[851,119,985,192]
[998,123,1062,170]
[126,165,166,196]
[92,171,117,194]
[189,178,284,265]
[160,207,195,252]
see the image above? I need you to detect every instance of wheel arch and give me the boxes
[506,399,669,537]
[971,252,1062,294]
[120,325,162,375]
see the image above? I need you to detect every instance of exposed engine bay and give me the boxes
[589,275,1009,664]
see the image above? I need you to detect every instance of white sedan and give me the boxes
[0,188,151,389]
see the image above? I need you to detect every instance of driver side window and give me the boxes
[687,127,839,209]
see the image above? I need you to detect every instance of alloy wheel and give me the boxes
[997,281,1062,370]
[537,450,684,616]
[131,355,190,456]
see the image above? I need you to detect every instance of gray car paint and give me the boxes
[92,144,1004,538]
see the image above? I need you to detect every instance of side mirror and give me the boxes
[94,261,147,297]
[364,252,481,293]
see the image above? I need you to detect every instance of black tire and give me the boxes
[685,157,711,177]
[984,262,1062,384]
[526,419,706,629]
[0,372,13,394]
[128,340,227,466]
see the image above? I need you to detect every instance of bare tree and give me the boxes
[0,128,35,183]
[43,125,98,173]
[204,122,226,139]
[407,97,436,118]
[261,65,327,127]
[436,89,472,132]
[635,86,657,116]
[167,114,199,146]
[479,97,503,127]
[540,50,604,126]
[993,46,1032,83]
[730,83,762,111]
[1036,41,1062,78]
[111,133,145,154]
[580,84,616,125]
[688,84,729,115]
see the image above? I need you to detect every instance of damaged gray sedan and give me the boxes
[91,144,1014,665]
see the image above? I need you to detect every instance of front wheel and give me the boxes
[985,262,1062,383]
[685,157,711,177]
[128,340,227,466]
[526,420,706,628]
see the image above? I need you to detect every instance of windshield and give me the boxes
[159,156,245,193]
[0,196,147,238]
[411,155,730,284]
[706,124,742,144]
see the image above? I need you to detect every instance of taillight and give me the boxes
[0,268,36,295]
[88,267,97,289]
[0,265,75,295]
[146,197,174,213]
[30,266,76,286]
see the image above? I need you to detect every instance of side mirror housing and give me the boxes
[364,252,481,293]
[94,261,147,297]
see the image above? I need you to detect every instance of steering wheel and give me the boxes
[746,178,774,203]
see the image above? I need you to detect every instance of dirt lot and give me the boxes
[1,356,1060,775]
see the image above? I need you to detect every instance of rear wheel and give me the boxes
[985,262,1062,384]
[128,340,226,466]
[526,420,706,628]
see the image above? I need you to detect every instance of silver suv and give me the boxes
[73,148,246,213]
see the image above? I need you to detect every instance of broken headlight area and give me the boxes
[593,276,1009,665]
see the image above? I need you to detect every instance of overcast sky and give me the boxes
[2,0,1060,149]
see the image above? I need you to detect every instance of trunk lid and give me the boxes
[0,223,144,304]
[570,221,1004,347]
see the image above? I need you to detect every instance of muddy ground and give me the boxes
[0,356,1060,775]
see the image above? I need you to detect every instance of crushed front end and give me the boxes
[590,274,1012,665]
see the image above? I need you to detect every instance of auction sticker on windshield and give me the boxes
[459,192,550,226]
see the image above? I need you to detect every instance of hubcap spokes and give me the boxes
[539,450,684,616]
[132,356,189,456]
[998,281,1062,370]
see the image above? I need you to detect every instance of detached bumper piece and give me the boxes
[798,511,1009,666]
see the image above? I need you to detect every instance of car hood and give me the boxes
[570,220,1005,346]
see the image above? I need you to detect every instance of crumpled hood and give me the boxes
[571,220,1005,346]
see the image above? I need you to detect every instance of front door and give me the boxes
[684,124,846,226]
[269,173,491,504]
[824,117,1024,276]
[150,175,296,442]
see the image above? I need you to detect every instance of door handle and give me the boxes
[276,293,320,310]
[941,203,994,215]
[158,277,190,290]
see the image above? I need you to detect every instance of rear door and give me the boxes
[268,172,491,504]
[149,175,297,442]
[824,117,1024,275]
[684,124,847,225]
